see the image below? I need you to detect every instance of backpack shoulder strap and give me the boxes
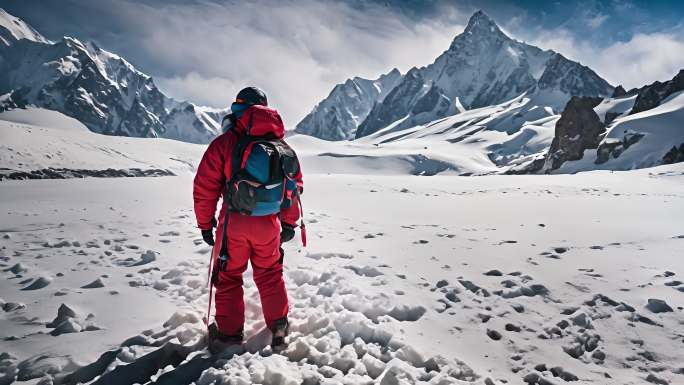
[229,133,253,181]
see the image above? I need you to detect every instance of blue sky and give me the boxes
[3,0,684,125]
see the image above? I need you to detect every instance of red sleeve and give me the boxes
[193,136,229,230]
[280,157,303,227]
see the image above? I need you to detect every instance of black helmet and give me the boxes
[235,86,268,106]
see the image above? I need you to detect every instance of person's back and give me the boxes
[193,87,304,353]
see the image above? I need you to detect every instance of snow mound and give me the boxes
[0,108,89,132]
[0,108,204,174]
[54,265,479,385]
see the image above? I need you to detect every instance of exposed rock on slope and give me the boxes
[542,97,604,171]
[520,70,684,173]
[595,132,644,165]
[611,85,628,98]
[630,70,684,114]
[662,144,684,165]
[356,69,440,138]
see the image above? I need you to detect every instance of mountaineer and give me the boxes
[193,87,305,353]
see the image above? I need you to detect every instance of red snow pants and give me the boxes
[213,212,288,336]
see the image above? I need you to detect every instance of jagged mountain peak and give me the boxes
[463,10,504,36]
[386,67,401,76]
[378,67,402,82]
[447,11,515,54]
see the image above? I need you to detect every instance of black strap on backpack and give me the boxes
[217,128,246,271]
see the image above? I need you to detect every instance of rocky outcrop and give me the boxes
[542,97,604,171]
[630,70,684,114]
[505,157,546,175]
[411,84,448,115]
[595,132,644,164]
[662,144,684,164]
[0,168,175,180]
[611,85,627,98]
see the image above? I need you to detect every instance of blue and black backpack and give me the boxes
[226,135,299,216]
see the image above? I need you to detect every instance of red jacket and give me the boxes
[193,105,303,231]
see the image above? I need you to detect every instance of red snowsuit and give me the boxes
[193,105,302,336]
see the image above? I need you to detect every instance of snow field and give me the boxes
[1,165,683,384]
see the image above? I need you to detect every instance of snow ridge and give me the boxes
[295,68,403,140]
[0,8,50,46]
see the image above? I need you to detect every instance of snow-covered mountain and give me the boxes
[295,69,402,140]
[285,69,684,177]
[297,11,613,141]
[0,8,224,144]
[355,11,613,139]
[290,11,684,174]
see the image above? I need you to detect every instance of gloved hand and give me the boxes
[280,223,295,244]
[202,229,214,246]
[201,218,218,246]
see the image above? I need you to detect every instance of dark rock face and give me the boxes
[411,84,446,115]
[595,132,644,164]
[542,97,605,171]
[611,85,627,98]
[604,112,620,125]
[504,157,546,174]
[537,53,613,99]
[663,143,684,164]
[630,70,684,114]
[0,168,175,180]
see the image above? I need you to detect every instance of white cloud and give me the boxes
[156,72,236,108]
[118,0,464,127]
[586,13,608,29]
[530,29,684,89]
